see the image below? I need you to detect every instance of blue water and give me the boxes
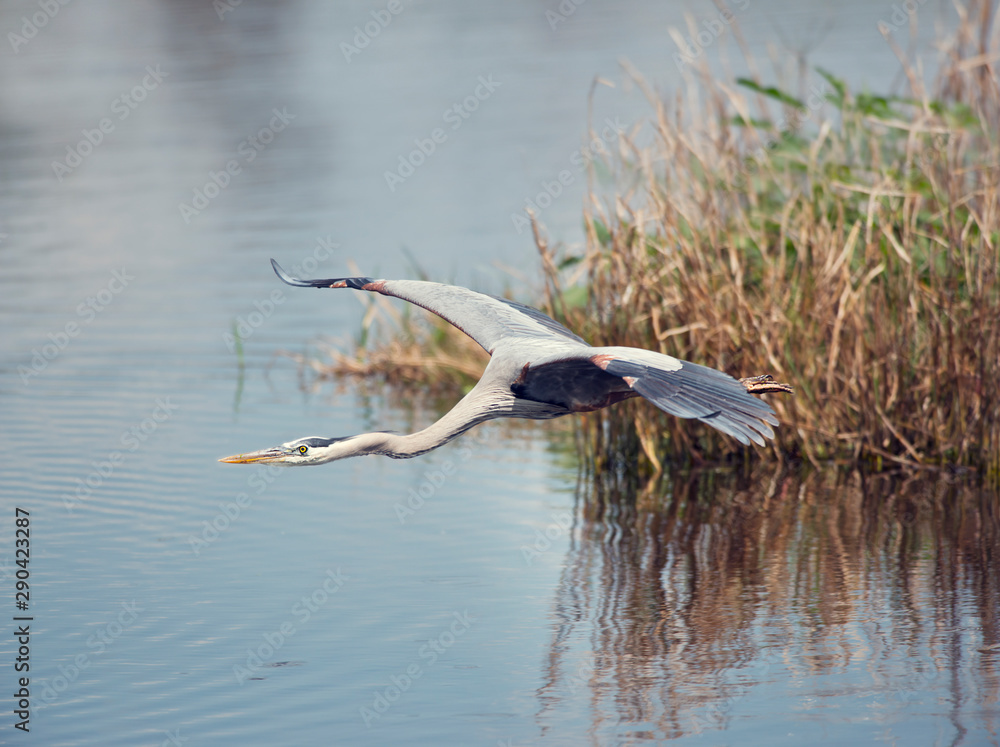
[2,1,996,745]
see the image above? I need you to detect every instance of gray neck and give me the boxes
[328,366,570,461]
[378,382,509,458]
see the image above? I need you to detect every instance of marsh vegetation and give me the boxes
[303,2,999,477]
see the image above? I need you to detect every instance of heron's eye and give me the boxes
[298,445,308,454]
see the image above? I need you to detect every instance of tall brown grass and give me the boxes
[536,1,1000,474]
[298,2,998,476]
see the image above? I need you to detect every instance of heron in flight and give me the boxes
[220,260,792,466]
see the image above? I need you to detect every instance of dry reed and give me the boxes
[536,1,1000,474]
[297,2,999,476]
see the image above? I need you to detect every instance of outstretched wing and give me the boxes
[588,347,779,445]
[271,259,586,354]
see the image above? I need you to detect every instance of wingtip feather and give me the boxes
[271,259,310,287]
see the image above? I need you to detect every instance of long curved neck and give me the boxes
[314,362,572,463]
[385,384,509,458]
[332,381,511,461]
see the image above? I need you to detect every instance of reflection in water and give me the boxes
[539,468,1000,744]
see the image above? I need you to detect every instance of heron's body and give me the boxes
[220,261,791,466]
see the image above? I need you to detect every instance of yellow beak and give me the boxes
[218,447,286,464]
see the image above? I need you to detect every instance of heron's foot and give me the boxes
[739,374,794,395]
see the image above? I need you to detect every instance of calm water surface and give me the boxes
[1,1,995,745]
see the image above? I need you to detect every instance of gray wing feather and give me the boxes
[597,349,778,446]
[271,260,586,353]
[375,281,587,352]
[488,296,588,346]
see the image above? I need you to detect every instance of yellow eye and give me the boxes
[298,445,308,454]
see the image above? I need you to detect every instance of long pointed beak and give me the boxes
[218,447,287,464]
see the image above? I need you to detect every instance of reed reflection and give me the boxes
[537,468,1000,743]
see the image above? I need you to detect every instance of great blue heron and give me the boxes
[219,260,792,466]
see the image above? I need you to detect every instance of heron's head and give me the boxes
[219,436,362,466]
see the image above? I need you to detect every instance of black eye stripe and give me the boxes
[300,437,354,448]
